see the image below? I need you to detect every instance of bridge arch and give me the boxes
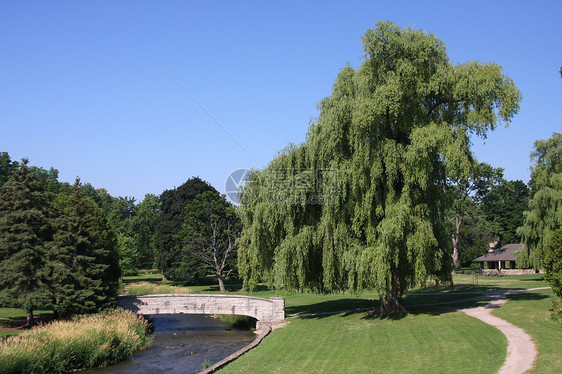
[117,294,285,329]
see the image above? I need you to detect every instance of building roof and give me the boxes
[472,243,526,263]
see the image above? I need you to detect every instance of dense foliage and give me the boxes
[178,190,241,291]
[49,184,121,318]
[154,177,219,281]
[481,179,529,244]
[448,162,503,269]
[0,164,53,325]
[238,22,521,311]
[0,161,120,321]
[518,132,562,268]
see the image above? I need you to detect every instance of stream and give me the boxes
[84,314,256,374]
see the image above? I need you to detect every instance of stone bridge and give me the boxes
[117,294,285,330]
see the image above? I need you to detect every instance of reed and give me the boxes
[0,309,152,374]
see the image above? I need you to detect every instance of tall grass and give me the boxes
[126,281,192,295]
[0,309,152,374]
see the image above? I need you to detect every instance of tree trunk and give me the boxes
[452,216,462,271]
[379,274,407,314]
[217,276,226,293]
[26,307,34,327]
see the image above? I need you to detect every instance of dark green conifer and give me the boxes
[0,163,53,325]
[50,183,120,318]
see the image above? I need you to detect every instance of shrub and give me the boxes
[0,309,152,374]
[544,228,562,297]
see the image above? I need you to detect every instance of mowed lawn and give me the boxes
[219,310,505,374]
[212,274,557,374]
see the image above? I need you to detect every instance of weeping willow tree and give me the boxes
[238,22,521,312]
[517,132,562,269]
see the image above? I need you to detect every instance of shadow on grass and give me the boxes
[517,276,545,282]
[286,298,378,317]
[507,291,550,301]
[287,287,549,321]
[122,276,162,284]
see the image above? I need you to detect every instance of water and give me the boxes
[85,314,256,374]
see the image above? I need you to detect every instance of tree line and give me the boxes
[0,153,240,324]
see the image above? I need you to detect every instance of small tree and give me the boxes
[179,191,240,292]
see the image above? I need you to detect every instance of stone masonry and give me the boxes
[117,294,285,328]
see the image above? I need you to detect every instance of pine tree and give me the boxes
[0,163,53,325]
[49,183,120,318]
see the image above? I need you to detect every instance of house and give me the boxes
[472,243,535,275]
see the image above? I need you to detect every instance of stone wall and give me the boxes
[117,294,285,324]
[481,269,538,276]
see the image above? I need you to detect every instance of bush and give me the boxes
[0,310,152,374]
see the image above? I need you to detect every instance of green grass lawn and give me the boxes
[219,310,506,374]
[0,308,53,339]
[0,308,52,319]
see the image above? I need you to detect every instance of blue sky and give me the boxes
[1,1,561,201]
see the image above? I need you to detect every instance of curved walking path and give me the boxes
[457,288,549,374]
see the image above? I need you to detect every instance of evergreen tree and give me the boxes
[0,152,20,188]
[0,163,53,325]
[49,183,120,318]
[238,22,521,312]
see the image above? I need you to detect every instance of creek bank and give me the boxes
[83,314,255,374]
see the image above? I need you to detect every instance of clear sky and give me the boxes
[1,1,561,201]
